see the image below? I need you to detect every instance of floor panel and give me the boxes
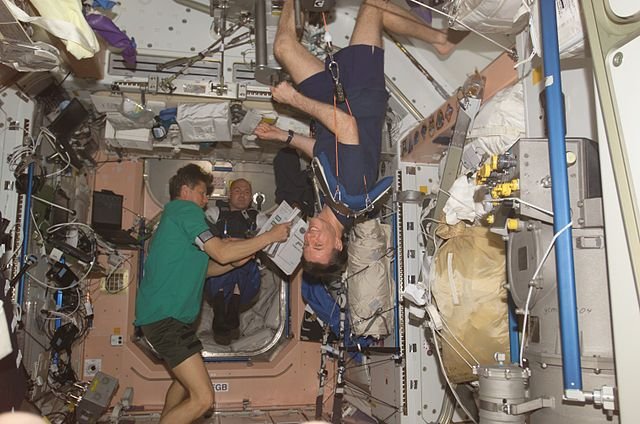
[119,408,318,423]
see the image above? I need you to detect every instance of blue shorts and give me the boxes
[298,45,388,224]
[205,260,261,305]
[298,44,386,106]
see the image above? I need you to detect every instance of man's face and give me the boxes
[229,180,252,211]
[180,181,209,209]
[303,217,342,265]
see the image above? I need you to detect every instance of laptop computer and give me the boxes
[91,190,139,248]
[47,98,92,170]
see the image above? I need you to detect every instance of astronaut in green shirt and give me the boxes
[135,164,290,423]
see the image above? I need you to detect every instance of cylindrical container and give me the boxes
[478,364,530,424]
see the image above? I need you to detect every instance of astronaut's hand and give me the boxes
[254,122,287,142]
[266,222,292,243]
[271,81,298,106]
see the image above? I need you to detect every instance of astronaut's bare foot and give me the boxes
[435,30,470,56]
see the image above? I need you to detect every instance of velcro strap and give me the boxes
[195,229,215,250]
[311,153,393,219]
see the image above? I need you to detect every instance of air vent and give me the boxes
[233,63,257,83]
[109,53,220,81]
[102,270,129,294]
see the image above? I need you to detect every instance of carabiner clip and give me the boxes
[333,185,342,202]
[328,60,340,83]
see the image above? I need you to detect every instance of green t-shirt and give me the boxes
[135,200,210,325]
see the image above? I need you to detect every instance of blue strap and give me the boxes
[301,276,371,362]
[312,151,392,218]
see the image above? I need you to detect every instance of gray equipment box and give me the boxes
[76,372,119,424]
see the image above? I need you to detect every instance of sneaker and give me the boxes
[227,293,241,330]
[212,291,226,333]
[213,329,232,346]
[229,327,240,340]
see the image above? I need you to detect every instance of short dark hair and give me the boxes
[230,178,251,191]
[168,164,213,200]
[301,245,348,283]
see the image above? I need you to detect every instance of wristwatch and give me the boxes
[285,129,295,145]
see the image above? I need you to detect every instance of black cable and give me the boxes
[343,380,401,413]
[49,351,78,386]
[20,326,49,351]
[56,72,72,88]
[344,356,397,371]
[343,246,395,284]
[42,299,89,348]
[317,356,401,423]
[45,411,72,424]
[122,204,143,221]
[94,159,124,165]
[95,158,125,172]
[378,408,400,423]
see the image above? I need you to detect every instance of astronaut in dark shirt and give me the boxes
[204,178,266,345]
[255,0,454,278]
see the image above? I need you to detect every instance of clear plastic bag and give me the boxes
[118,95,155,127]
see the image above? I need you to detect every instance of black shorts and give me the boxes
[298,44,385,105]
[141,318,203,369]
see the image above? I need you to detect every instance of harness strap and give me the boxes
[311,153,393,219]
[217,208,258,238]
[321,12,355,191]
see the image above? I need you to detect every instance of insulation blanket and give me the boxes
[449,0,528,33]
[6,0,100,59]
[347,219,393,338]
[466,81,525,157]
[431,224,509,383]
[177,103,232,142]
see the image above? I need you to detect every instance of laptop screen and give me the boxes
[91,191,123,230]
[48,98,90,170]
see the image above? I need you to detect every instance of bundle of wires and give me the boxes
[7,126,72,179]
[25,222,99,388]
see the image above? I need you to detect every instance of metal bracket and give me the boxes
[508,396,555,415]
[566,386,617,412]
[426,96,482,254]
[592,386,616,411]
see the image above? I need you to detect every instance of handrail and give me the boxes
[539,0,582,392]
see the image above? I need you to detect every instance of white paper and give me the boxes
[257,201,307,275]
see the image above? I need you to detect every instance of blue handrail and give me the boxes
[539,0,582,391]
[17,163,34,305]
[508,294,520,364]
